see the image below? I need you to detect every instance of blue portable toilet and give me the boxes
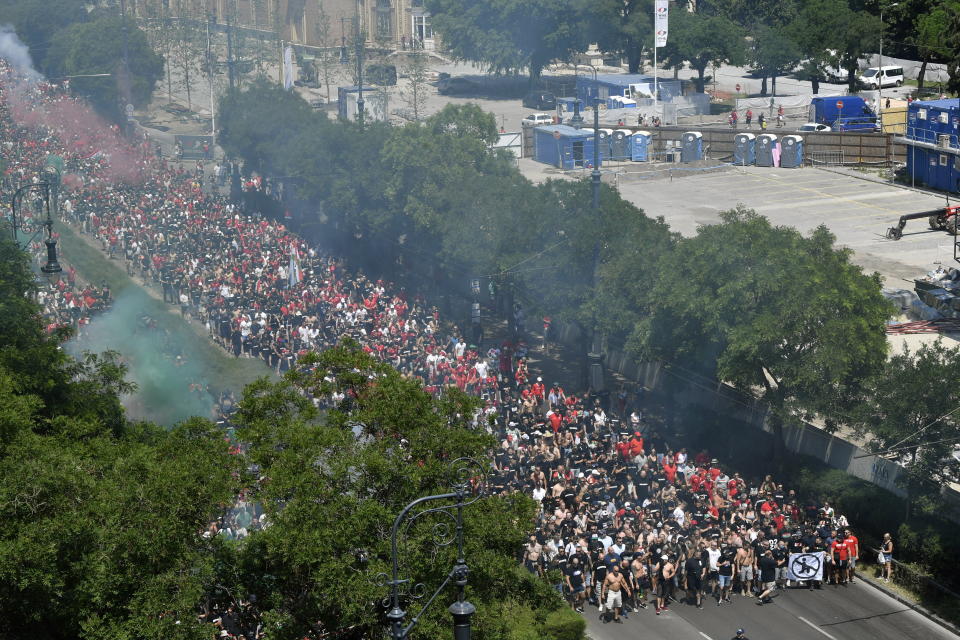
[533,125,603,169]
[681,132,703,163]
[756,134,779,167]
[631,130,652,161]
[734,133,756,165]
[780,135,804,168]
[611,129,632,160]
[598,129,614,157]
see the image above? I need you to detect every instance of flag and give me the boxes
[655,0,669,48]
[787,552,825,582]
[283,45,295,91]
[288,244,301,288]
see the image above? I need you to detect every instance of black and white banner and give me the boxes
[787,552,825,582]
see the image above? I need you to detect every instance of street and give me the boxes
[584,580,956,640]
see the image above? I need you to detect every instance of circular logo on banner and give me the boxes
[790,554,821,580]
[657,7,667,14]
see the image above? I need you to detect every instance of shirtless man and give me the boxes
[631,549,649,609]
[523,535,542,576]
[602,564,632,623]
[736,543,755,596]
[656,555,676,614]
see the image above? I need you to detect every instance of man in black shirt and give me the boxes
[684,550,706,608]
[565,556,587,612]
[756,549,778,605]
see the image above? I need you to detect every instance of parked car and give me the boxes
[522,90,557,110]
[366,63,397,86]
[797,122,832,132]
[438,76,480,95]
[858,65,904,90]
[522,113,554,127]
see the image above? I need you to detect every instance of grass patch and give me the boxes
[57,222,273,396]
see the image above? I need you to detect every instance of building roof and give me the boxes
[911,99,960,110]
[536,124,594,138]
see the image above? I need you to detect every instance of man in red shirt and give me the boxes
[831,537,849,585]
[843,528,860,584]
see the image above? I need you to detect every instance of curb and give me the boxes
[857,571,960,637]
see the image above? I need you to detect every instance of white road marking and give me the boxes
[699,632,714,640]
[797,615,840,640]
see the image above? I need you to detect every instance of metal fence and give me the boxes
[807,150,846,166]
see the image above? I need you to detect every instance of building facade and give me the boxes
[130,0,434,51]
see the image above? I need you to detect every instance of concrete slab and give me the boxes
[606,165,953,283]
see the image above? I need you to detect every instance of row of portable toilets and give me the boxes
[733,133,805,168]
[532,125,804,169]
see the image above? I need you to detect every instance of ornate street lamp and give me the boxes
[379,457,486,640]
[9,181,62,278]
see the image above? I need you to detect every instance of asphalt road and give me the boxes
[583,580,956,640]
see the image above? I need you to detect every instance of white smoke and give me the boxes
[0,25,42,80]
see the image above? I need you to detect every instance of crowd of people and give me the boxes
[0,61,886,637]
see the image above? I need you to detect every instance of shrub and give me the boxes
[543,607,585,640]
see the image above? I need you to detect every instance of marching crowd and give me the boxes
[1,62,891,638]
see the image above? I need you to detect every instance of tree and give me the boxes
[589,0,653,74]
[43,15,164,121]
[912,5,952,90]
[0,0,87,63]
[0,234,242,639]
[169,3,204,110]
[851,343,960,519]
[399,51,430,121]
[834,7,883,93]
[220,342,565,640]
[943,2,960,94]
[640,207,890,457]
[749,24,802,96]
[668,10,746,92]
[425,0,591,82]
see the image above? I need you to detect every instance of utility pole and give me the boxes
[226,9,236,90]
[355,16,365,129]
[206,11,216,148]
[119,0,132,135]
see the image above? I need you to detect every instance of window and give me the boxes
[939,112,950,124]
[918,109,928,120]
[412,14,432,42]
[941,154,949,166]
[954,156,960,171]
[376,0,391,38]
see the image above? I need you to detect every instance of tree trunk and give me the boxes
[627,46,642,74]
[918,58,928,90]
[771,72,777,96]
[695,66,707,93]
[760,75,768,97]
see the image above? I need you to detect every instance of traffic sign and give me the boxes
[735,84,741,92]
[836,100,844,109]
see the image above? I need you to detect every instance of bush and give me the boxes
[543,607,585,640]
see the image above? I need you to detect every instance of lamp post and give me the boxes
[571,64,604,391]
[9,181,62,278]
[381,458,485,640]
[878,2,899,128]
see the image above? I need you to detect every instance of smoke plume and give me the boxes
[0,25,41,80]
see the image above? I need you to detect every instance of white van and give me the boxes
[858,66,904,89]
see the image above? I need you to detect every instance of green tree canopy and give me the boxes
[218,342,565,640]
[851,342,960,517]
[668,10,747,92]
[640,207,890,452]
[589,0,653,74]
[425,0,591,81]
[0,235,241,639]
[43,16,164,121]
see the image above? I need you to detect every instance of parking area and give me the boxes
[614,166,952,282]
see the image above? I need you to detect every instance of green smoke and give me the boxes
[68,287,216,426]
